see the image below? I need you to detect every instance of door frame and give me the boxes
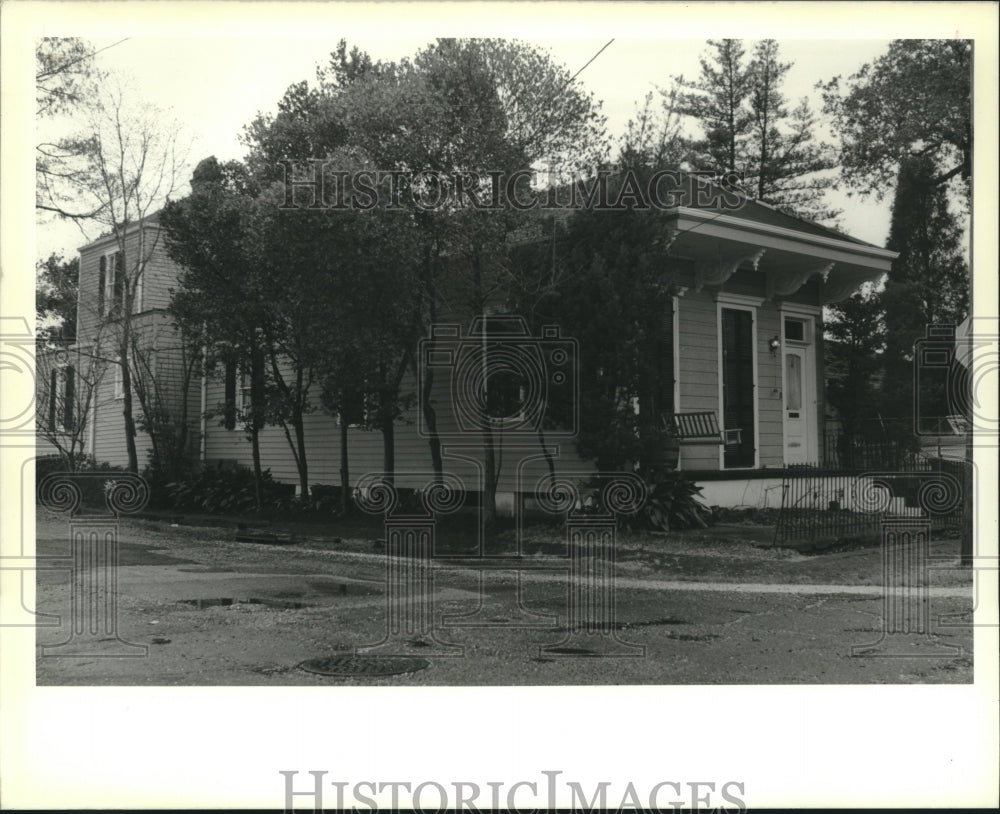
[780,304,821,465]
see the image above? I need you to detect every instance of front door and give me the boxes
[783,344,816,464]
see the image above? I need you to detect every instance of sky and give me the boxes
[35,35,899,259]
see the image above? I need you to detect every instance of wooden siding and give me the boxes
[77,225,182,344]
[755,304,784,468]
[86,313,201,468]
[202,359,594,494]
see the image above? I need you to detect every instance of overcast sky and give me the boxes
[38,35,899,258]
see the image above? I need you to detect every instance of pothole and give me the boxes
[298,655,430,677]
[666,632,718,642]
[177,597,310,610]
[613,617,687,630]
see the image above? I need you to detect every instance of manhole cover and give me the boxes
[298,655,430,677]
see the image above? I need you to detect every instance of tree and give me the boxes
[674,39,754,176]
[242,66,423,498]
[879,153,969,432]
[128,321,203,484]
[675,39,838,221]
[36,37,106,219]
[236,38,605,522]
[43,76,189,473]
[824,291,886,451]
[745,40,839,221]
[162,157,271,508]
[517,171,682,475]
[75,79,188,473]
[268,38,606,523]
[36,254,79,346]
[819,39,972,203]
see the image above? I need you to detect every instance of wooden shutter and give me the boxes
[657,300,675,417]
[114,252,125,310]
[224,360,237,430]
[62,366,75,429]
[48,368,58,431]
[98,255,106,316]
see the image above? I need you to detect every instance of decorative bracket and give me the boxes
[823,273,873,304]
[695,248,765,292]
[766,262,835,301]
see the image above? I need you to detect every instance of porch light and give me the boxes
[769,335,781,355]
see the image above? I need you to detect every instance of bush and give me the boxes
[35,456,133,511]
[164,465,291,514]
[585,469,712,532]
[35,454,70,482]
[640,470,712,531]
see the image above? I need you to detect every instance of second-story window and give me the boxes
[239,367,252,414]
[99,251,125,317]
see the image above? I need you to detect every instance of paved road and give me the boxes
[32,518,976,686]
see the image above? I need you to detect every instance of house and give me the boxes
[37,215,202,472]
[45,176,896,511]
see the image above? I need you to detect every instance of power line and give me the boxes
[564,39,615,90]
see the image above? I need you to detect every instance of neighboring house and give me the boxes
[45,180,896,510]
[37,216,202,471]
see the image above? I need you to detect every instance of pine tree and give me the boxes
[674,39,754,175]
[879,153,969,430]
[675,39,839,222]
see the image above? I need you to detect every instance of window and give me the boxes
[785,353,802,411]
[338,385,370,428]
[784,317,805,342]
[100,251,125,316]
[239,367,252,414]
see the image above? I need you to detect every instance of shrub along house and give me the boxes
[51,177,895,512]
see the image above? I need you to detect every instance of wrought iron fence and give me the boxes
[776,431,970,545]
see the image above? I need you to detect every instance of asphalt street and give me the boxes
[32,514,975,685]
